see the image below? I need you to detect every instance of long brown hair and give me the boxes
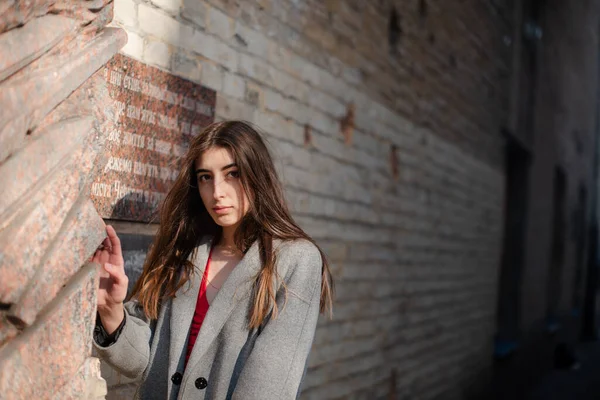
[130,120,334,328]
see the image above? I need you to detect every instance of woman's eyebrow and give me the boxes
[221,163,237,170]
[195,163,237,174]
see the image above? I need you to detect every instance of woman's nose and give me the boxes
[212,177,225,199]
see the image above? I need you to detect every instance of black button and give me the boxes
[171,372,182,385]
[195,377,208,390]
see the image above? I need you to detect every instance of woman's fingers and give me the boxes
[92,248,109,265]
[101,237,111,251]
[103,263,127,286]
[91,250,102,265]
[105,225,122,256]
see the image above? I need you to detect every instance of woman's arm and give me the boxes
[91,225,152,380]
[232,241,323,399]
[93,300,153,380]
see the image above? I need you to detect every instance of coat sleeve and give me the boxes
[232,242,323,400]
[93,300,153,380]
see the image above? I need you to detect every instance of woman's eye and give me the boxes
[197,175,210,182]
[227,170,240,179]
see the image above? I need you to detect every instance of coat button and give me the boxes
[195,377,208,390]
[171,372,182,385]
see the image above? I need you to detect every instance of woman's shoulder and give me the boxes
[276,238,320,256]
[275,238,322,274]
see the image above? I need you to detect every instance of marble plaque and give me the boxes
[90,53,215,222]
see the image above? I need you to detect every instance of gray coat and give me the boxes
[94,236,322,400]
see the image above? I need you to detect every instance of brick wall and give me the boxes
[106,0,510,398]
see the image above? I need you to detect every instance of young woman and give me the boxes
[92,120,334,400]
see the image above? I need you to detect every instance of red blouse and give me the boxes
[185,246,213,367]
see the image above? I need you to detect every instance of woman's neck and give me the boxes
[218,226,238,250]
[216,226,243,257]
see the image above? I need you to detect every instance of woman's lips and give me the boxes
[213,206,232,214]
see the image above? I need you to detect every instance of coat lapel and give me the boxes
[183,239,262,378]
[168,236,213,379]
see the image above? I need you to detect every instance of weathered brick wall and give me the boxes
[0,2,126,399]
[106,0,509,398]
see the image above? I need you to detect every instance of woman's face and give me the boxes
[195,146,250,228]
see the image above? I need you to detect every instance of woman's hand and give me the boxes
[92,225,128,334]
